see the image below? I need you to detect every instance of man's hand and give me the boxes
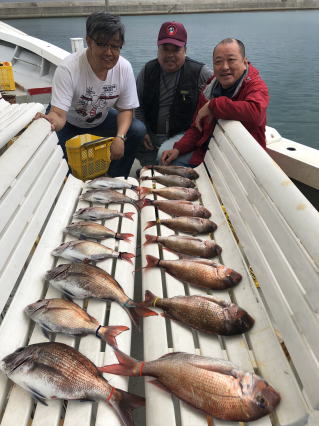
[33,112,56,131]
[110,138,124,160]
[194,101,213,132]
[143,134,154,151]
[161,148,180,165]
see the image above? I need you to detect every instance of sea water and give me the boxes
[4,10,319,149]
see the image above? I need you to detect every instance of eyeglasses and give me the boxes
[90,37,122,52]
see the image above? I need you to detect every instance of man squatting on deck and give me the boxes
[135,21,211,166]
[35,12,146,177]
[160,38,270,167]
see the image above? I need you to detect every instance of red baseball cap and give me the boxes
[157,21,187,47]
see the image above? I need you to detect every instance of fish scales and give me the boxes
[140,175,196,188]
[143,199,211,218]
[1,342,145,426]
[100,350,280,422]
[144,234,221,258]
[149,257,240,290]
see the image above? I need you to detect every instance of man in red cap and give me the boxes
[135,21,211,167]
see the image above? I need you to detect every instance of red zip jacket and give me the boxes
[173,63,269,166]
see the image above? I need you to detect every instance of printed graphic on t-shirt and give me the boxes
[75,84,119,123]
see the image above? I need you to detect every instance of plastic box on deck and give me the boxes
[66,134,113,181]
[0,61,16,91]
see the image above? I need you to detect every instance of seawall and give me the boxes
[1,0,319,19]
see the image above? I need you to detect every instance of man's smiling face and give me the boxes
[213,40,248,88]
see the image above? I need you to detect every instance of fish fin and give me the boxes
[117,233,134,242]
[143,234,157,246]
[123,211,135,221]
[27,386,48,406]
[97,325,129,347]
[144,220,157,231]
[119,252,135,264]
[123,300,157,328]
[145,255,160,269]
[99,347,140,376]
[40,326,53,340]
[110,388,145,426]
[133,199,144,211]
[187,358,238,377]
[148,379,171,393]
[138,187,151,199]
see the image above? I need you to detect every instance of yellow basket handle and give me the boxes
[82,136,114,148]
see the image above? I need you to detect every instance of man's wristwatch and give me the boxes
[116,134,127,142]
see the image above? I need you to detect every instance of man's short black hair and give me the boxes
[86,12,125,45]
[213,38,246,58]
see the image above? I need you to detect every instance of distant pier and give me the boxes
[1,0,319,19]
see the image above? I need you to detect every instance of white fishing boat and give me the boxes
[1,20,319,426]
[0,19,318,208]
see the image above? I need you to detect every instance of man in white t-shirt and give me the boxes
[36,12,145,177]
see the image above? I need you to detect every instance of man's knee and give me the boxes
[129,118,146,141]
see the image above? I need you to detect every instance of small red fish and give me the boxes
[144,255,241,290]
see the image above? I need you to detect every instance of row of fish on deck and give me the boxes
[0,165,280,425]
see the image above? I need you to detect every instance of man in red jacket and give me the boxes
[160,38,269,167]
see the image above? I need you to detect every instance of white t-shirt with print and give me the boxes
[51,49,139,128]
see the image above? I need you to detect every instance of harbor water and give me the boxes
[4,10,319,149]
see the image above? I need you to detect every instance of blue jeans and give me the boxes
[57,108,146,177]
[157,136,195,167]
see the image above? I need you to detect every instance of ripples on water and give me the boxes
[4,10,319,149]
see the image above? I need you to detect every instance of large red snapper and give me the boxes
[0,342,144,426]
[45,263,156,328]
[143,290,254,335]
[100,349,280,422]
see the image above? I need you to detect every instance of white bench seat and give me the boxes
[0,95,44,149]
[0,116,139,426]
[140,120,319,426]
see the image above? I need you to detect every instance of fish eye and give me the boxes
[256,394,267,409]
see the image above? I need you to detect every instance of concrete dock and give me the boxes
[1,0,319,19]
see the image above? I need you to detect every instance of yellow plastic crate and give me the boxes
[0,61,16,91]
[66,134,113,181]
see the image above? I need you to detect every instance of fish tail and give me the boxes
[97,325,129,347]
[99,346,141,377]
[104,385,144,426]
[143,290,157,307]
[119,252,135,263]
[117,233,134,242]
[138,187,151,199]
[145,254,161,269]
[143,234,158,245]
[144,220,157,230]
[123,299,157,328]
[111,388,145,426]
[123,211,135,221]
[133,199,145,210]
